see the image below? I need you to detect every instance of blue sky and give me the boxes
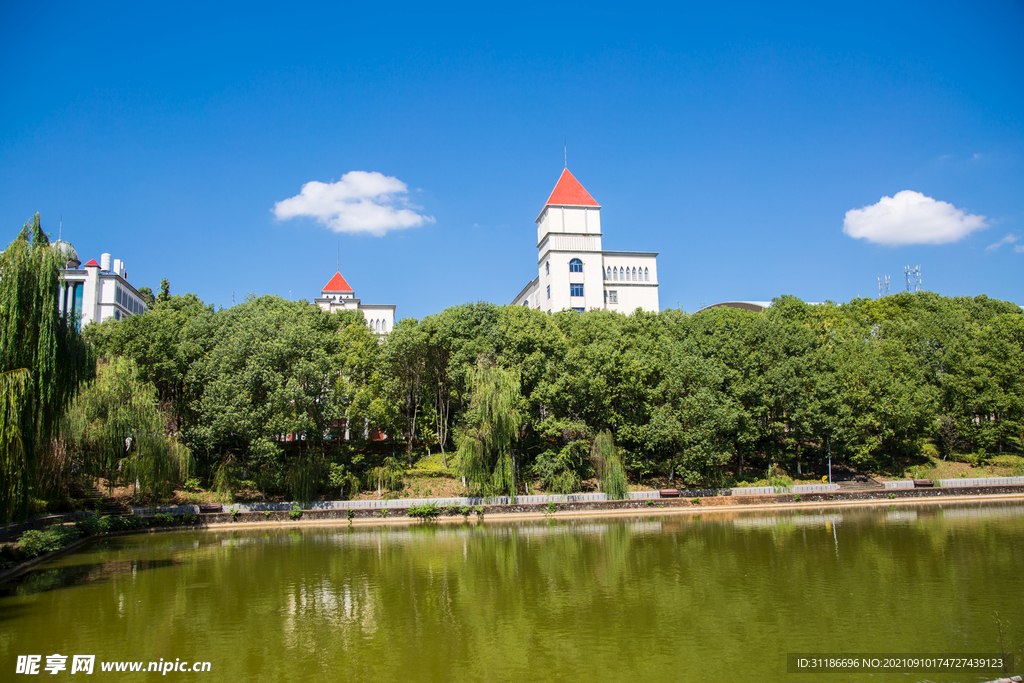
[2,0,1022,318]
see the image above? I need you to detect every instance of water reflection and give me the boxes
[0,501,1020,683]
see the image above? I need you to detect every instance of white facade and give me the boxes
[512,169,659,314]
[57,244,148,329]
[314,272,396,335]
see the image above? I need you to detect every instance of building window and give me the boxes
[523,301,529,306]
[546,261,550,275]
[572,307,585,313]
[644,267,649,281]
[633,267,638,281]
[570,283,584,297]
[605,267,611,280]
[546,285,550,299]
[608,290,618,303]
[569,258,583,273]
[612,267,617,280]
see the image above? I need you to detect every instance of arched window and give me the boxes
[613,267,618,280]
[633,267,638,281]
[644,267,649,281]
[605,267,609,280]
[569,258,583,273]
[546,261,550,275]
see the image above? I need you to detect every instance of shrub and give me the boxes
[289,505,303,521]
[328,463,362,500]
[691,498,700,505]
[263,511,272,518]
[533,445,586,494]
[793,494,801,502]
[380,508,389,518]
[888,493,897,500]
[183,513,198,524]
[153,513,174,526]
[230,506,240,520]
[545,502,557,515]
[989,455,1024,475]
[76,515,100,536]
[949,451,986,467]
[17,526,81,559]
[475,505,485,517]
[183,477,202,492]
[408,503,441,520]
[766,463,794,489]
[347,508,355,522]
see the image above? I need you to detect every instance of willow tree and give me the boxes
[456,356,523,499]
[0,215,92,522]
[64,357,191,501]
[591,430,628,499]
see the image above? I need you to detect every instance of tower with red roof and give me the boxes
[512,168,659,314]
[314,272,395,335]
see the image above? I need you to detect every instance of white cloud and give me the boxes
[1015,245,1024,254]
[273,171,434,237]
[986,234,1020,251]
[843,191,988,246]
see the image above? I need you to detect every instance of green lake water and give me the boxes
[2,501,1022,682]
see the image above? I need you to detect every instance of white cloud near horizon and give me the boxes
[843,191,988,246]
[986,234,1019,251]
[273,171,434,237]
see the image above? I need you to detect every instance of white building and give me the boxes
[512,168,659,313]
[56,243,148,330]
[314,272,396,335]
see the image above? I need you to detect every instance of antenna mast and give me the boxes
[878,275,890,298]
[904,265,922,293]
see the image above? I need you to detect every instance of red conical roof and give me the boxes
[322,272,353,292]
[83,259,99,268]
[543,168,600,209]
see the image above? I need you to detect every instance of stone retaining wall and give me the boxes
[191,484,1024,525]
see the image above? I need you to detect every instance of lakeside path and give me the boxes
[198,491,1024,531]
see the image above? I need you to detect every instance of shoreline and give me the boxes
[199,490,1024,530]
[2,491,1022,587]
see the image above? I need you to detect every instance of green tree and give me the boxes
[374,318,428,466]
[591,429,627,499]
[457,356,524,498]
[64,357,191,500]
[0,215,92,522]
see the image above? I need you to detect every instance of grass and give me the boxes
[895,455,1024,482]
